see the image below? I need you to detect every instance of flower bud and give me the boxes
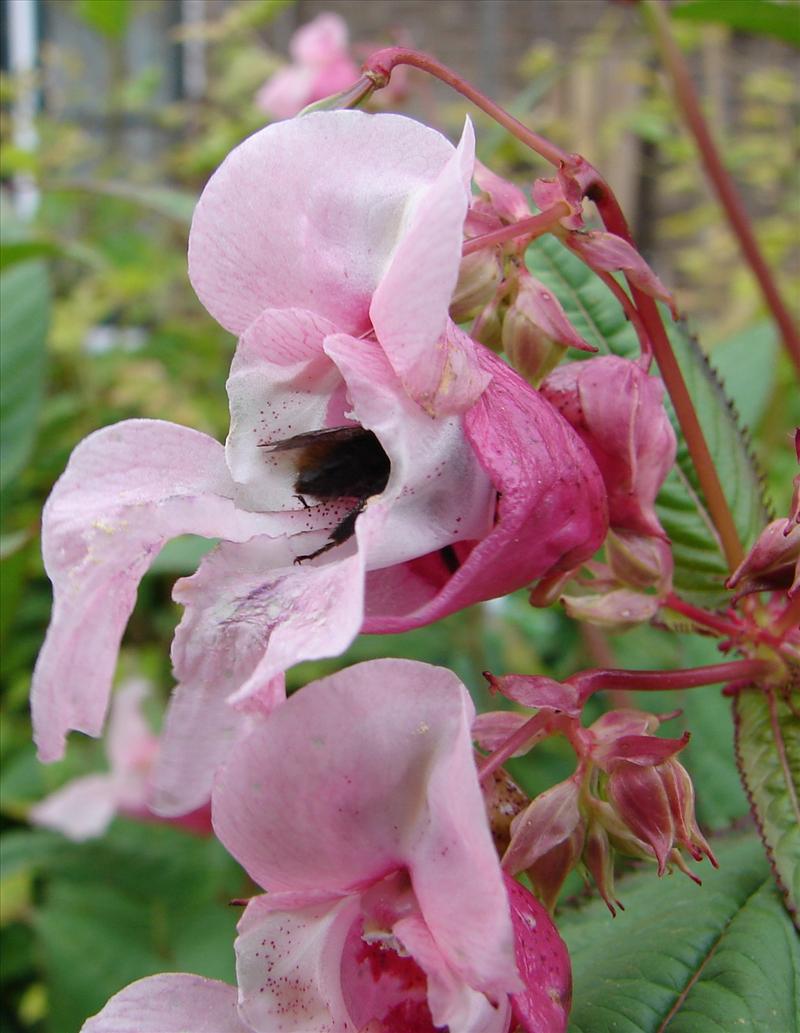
[450,247,504,323]
[501,271,595,386]
[541,355,677,539]
[561,588,659,630]
[726,519,800,599]
[503,777,584,893]
[582,819,621,915]
[605,761,675,874]
[606,530,673,593]
[566,230,678,319]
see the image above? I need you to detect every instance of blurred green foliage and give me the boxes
[0,1,796,1029]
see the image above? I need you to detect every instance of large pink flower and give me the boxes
[32,112,607,814]
[81,660,571,1032]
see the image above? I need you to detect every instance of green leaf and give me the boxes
[560,834,799,1032]
[734,687,800,924]
[672,1,800,48]
[708,321,779,431]
[74,0,132,38]
[0,261,50,491]
[526,235,770,607]
[32,821,243,1031]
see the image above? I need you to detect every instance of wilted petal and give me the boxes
[236,894,358,1032]
[503,778,583,876]
[485,674,583,716]
[29,774,118,842]
[213,659,517,996]
[371,120,492,414]
[363,349,608,631]
[81,974,245,1032]
[189,111,457,336]
[472,711,532,755]
[31,420,287,763]
[506,876,572,1033]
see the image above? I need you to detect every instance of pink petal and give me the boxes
[212,659,518,996]
[235,894,358,1032]
[189,111,457,336]
[29,774,118,841]
[393,914,512,1033]
[506,876,572,1033]
[502,779,583,876]
[81,973,246,1032]
[370,120,491,414]
[362,348,608,631]
[31,420,287,763]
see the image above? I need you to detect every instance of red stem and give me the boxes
[573,657,771,697]
[645,0,800,375]
[477,711,556,783]
[664,593,743,637]
[594,268,653,366]
[362,48,569,167]
[462,204,568,255]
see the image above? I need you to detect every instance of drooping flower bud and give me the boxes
[606,529,673,593]
[605,760,677,874]
[726,518,800,599]
[541,355,677,539]
[449,246,504,323]
[560,588,660,630]
[503,776,585,902]
[565,231,678,319]
[582,818,621,916]
[501,270,596,385]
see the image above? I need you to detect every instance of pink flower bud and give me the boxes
[565,231,678,318]
[503,777,584,886]
[560,588,660,630]
[582,820,621,915]
[606,530,673,593]
[532,169,584,230]
[449,247,504,323]
[541,355,677,539]
[726,519,800,599]
[501,272,596,385]
[605,761,676,874]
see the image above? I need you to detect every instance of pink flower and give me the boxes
[29,680,212,840]
[255,13,359,119]
[81,660,572,1032]
[540,355,676,539]
[32,112,608,815]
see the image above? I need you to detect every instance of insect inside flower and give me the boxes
[261,426,391,562]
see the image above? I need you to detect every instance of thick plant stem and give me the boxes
[645,0,800,374]
[587,181,745,569]
[574,657,771,697]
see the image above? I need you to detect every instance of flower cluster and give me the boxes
[29,91,712,1032]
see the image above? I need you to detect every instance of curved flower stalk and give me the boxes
[31,111,608,815]
[81,660,572,1033]
[29,680,212,840]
